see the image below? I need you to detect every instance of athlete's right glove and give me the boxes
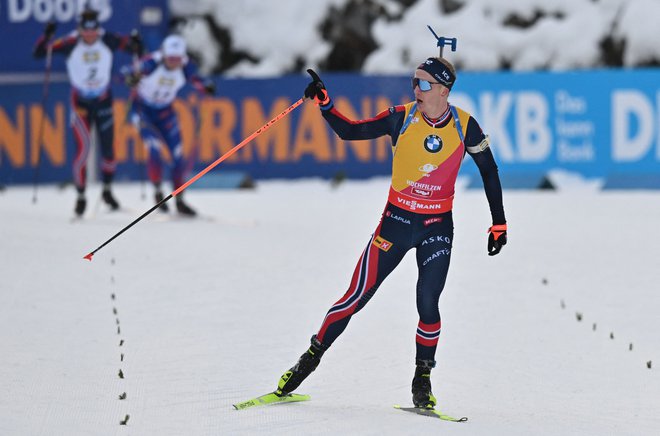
[304,69,330,105]
[44,21,57,40]
[487,224,507,256]
[129,29,144,56]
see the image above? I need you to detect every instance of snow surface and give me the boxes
[169,0,660,77]
[1,179,659,435]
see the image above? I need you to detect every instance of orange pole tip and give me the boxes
[83,253,94,261]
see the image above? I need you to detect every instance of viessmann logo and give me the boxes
[395,196,443,211]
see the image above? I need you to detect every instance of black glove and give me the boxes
[129,29,143,55]
[487,224,507,256]
[125,72,141,88]
[304,69,329,104]
[203,81,216,95]
[44,21,57,40]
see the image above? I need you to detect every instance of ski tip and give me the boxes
[83,252,94,262]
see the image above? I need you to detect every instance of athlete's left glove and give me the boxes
[487,224,507,256]
[129,29,144,56]
[304,69,330,105]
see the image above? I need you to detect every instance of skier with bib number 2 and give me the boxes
[33,8,142,216]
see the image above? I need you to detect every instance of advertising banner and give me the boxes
[1,69,660,187]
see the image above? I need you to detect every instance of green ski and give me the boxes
[394,405,467,422]
[233,392,311,410]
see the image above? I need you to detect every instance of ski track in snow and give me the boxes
[1,179,659,435]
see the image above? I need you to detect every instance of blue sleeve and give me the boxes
[321,102,406,142]
[120,56,157,78]
[183,61,213,92]
[140,57,158,75]
[465,116,506,225]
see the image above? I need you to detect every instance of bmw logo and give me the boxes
[424,135,443,153]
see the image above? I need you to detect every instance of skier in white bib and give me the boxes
[33,8,142,216]
[122,35,216,216]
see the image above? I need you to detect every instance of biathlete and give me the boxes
[122,35,215,216]
[33,8,142,216]
[274,59,507,409]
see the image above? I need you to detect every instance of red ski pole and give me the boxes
[83,97,305,261]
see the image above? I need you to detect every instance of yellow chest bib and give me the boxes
[390,102,470,207]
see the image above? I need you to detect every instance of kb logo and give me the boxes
[424,134,443,153]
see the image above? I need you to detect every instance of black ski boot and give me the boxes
[155,189,169,212]
[175,195,196,216]
[277,335,328,396]
[102,185,120,210]
[74,193,86,217]
[412,359,437,408]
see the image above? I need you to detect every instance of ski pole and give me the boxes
[32,40,54,204]
[83,97,305,261]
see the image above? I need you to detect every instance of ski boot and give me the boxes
[155,189,169,212]
[102,185,120,210]
[175,195,196,216]
[411,359,437,408]
[74,193,86,217]
[276,335,328,396]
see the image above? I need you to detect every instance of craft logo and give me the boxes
[422,248,451,266]
[424,134,442,153]
[373,235,393,252]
